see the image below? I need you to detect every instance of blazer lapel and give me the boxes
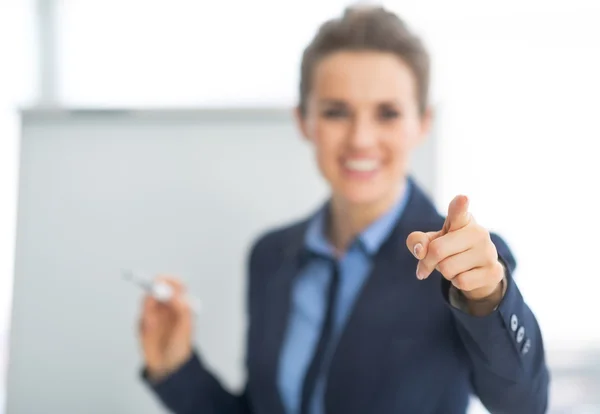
[324,181,443,414]
[254,221,310,414]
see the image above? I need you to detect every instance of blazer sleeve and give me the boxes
[140,235,270,414]
[142,352,251,414]
[442,233,550,414]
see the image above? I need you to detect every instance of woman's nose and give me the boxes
[348,117,378,149]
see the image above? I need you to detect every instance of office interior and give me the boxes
[0,1,599,413]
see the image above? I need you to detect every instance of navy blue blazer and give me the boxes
[144,182,550,414]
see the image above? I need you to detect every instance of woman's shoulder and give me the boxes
[251,218,310,255]
[246,216,311,268]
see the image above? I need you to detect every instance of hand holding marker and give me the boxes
[122,269,201,314]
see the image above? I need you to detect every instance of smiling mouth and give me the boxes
[343,158,380,173]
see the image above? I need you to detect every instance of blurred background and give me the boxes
[1,0,599,413]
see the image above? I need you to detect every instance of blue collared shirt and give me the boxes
[276,182,412,414]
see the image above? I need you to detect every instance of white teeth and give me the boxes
[344,159,379,172]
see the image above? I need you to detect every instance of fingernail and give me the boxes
[416,263,423,280]
[413,243,423,259]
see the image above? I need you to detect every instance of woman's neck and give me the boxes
[327,181,406,253]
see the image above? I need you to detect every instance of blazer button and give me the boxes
[516,326,525,343]
[510,314,518,332]
[522,338,531,355]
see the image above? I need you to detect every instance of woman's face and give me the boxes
[298,51,431,207]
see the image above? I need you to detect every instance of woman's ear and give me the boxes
[417,106,434,144]
[294,106,311,141]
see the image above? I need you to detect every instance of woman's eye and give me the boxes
[379,108,400,120]
[322,108,348,118]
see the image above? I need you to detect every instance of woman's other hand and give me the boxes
[139,276,193,382]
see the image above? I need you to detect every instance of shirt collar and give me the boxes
[304,180,412,257]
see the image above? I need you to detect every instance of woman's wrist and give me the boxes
[462,276,506,317]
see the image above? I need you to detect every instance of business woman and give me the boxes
[138,6,550,414]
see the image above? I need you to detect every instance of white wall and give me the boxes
[0,2,37,413]
[0,108,18,414]
[54,0,356,107]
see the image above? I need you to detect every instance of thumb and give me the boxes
[444,195,471,233]
[406,230,440,260]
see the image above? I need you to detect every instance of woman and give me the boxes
[138,6,550,414]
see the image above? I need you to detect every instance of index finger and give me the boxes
[444,195,471,233]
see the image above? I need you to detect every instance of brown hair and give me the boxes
[298,5,430,116]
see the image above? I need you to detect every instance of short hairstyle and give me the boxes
[299,5,430,116]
